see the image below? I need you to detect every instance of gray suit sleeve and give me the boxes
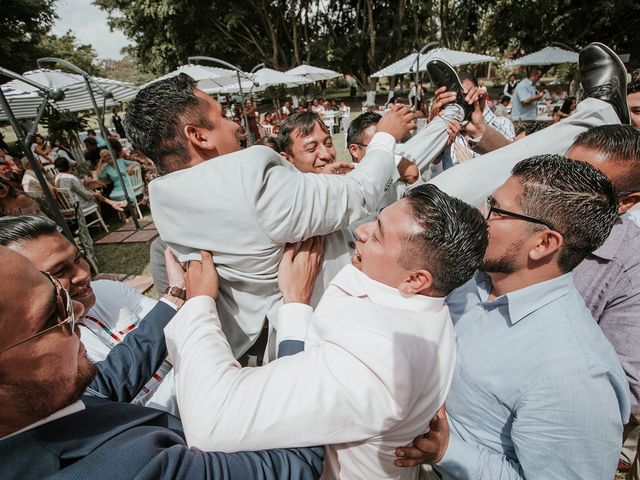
[245,147,394,244]
[88,300,176,402]
[150,236,170,296]
[137,444,325,480]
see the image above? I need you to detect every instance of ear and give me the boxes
[347,144,360,162]
[398,269,433,296]
[528,230,563,262]
[618,192,640,215]
[279,151,294,165]
[183,124,216,152]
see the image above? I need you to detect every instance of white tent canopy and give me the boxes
[371,48,496,78]
[506,46,578,66]
[144,64,244,94]
[0,69,138,121]
[285,64,341,81]
[218,68,312,93]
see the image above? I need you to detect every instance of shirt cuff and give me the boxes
[435,430,474,478]
[159,297,179,311]
[366,132,396,157]
[277,303,313,343]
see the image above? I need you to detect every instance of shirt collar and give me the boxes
[474,271,574,324]
[1,400,84,440]
[329,264,445,312]
[590,216,625,261]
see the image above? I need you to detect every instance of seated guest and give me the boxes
[395,155,629,480]
[0,246,324,479]
[30,133,53,164]
[494,95,511,117]
[164,184,488,479]
[83,136,106,167]
[20,157,55,199]
[87,128,108,148]
[52,137,76,165]
[96,149,137,203]
[0,177,43,217]
[53,157,124,212]
[556,96,577,120]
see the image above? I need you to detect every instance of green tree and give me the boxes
[38,30,100,75]
[0,0,57,75]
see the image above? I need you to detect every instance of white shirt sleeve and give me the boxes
[164,296,405,452]
[274,303,313,344]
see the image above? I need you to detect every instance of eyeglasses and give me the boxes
[351,142,369,148]
[0,272,76,355]
[485,196,557,232]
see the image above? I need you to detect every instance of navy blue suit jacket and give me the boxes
[0,300,323,479]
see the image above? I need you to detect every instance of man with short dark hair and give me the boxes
[395,155,630,480]
[566,125,640,478]
[126,73,415,357]
[510,68,544,121]
[162,184,488,479]
[0,246,324,479]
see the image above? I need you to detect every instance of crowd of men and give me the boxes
[1,41,640,480]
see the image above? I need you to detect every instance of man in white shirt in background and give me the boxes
[164,184,489,479]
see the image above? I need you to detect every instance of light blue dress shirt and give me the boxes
[511,78,538,121]
[436,271,630,480]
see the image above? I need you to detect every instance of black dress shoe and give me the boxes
[426,59,473,121]
[579,42,629,124]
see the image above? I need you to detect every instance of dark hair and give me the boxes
[511,154,618,272]
[500,95,510,104]
[87,129,96,136]
[53,157,70,172]
[572,124,640,192]
[627,78,640,95]
[124,73,214,174]
[459,73,479,87]
[109,137,123,155]
[277,112,328,155]
[528,68,542,77]
[83,136,97,147]
[401,184,488,295]
[515,121,548,137]
[0,177,17,199]
[347,112,381,146]
[254,136,280,152]
[559,96,576,114]
[0,215,58,247]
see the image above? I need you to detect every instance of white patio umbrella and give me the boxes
[505,46,579,66]
[371,48,496,78]
[218,68,312,93]
[0,69,138,121]
[285,64,341,81]
[144,64,243,94]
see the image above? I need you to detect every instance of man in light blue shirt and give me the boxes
[511,69,544,121]
[395,154,630,479]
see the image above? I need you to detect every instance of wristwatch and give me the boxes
[164,285,187,300]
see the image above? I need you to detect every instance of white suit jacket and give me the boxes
[150,135,395,357]
[165,265,456,479]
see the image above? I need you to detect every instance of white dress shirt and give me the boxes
[165,265,456,479]
[151,134,396,358]
[80,280,178,414]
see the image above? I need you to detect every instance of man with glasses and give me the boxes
[0,246,324,479]
[394,155,630,479]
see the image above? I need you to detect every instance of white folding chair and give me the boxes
[321,111,337,134]
[128,166,145,219]
[57,187,109,233]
